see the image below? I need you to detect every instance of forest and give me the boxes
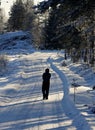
[0,0,95,67]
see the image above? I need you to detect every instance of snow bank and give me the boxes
[0,31,35,55]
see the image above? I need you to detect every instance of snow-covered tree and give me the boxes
[8,0,26,31]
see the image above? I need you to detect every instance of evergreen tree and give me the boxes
[23,0,35,31]
[8,0,25,31]
[0,7,4,34]
[44,7,62,49]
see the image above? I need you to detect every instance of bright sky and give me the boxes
[1,0,43,18]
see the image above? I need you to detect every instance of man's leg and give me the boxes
[46,88,49,99]
[42,87,46,100]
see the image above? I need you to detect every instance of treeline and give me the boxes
[0,0,95,67]
[35,0,95,67]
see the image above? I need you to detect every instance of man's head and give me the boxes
[45,68,49,73]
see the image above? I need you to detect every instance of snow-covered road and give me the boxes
[0,52,92,130]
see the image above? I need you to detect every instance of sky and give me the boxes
[0,31,95,129]
[1,0,43,18]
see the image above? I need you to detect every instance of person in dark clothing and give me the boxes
[42,68,51,100]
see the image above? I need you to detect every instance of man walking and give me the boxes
[42,68,51,100]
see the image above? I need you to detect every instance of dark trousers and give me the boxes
[42,81,50,99]
[42,87,49,98]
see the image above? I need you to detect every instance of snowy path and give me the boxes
[0,52,92,130]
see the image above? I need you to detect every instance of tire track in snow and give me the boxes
[48,57,92,130]
[7,56,44,130]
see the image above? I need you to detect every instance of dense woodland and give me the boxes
[0,0,95,67]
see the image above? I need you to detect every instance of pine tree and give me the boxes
[8,0,25,31]
[23,0,35,31]
[44,7,61,49]
[0,7,4,34]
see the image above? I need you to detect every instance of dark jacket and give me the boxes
[42,71,51,89]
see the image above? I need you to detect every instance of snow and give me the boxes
[0,31,95,130]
